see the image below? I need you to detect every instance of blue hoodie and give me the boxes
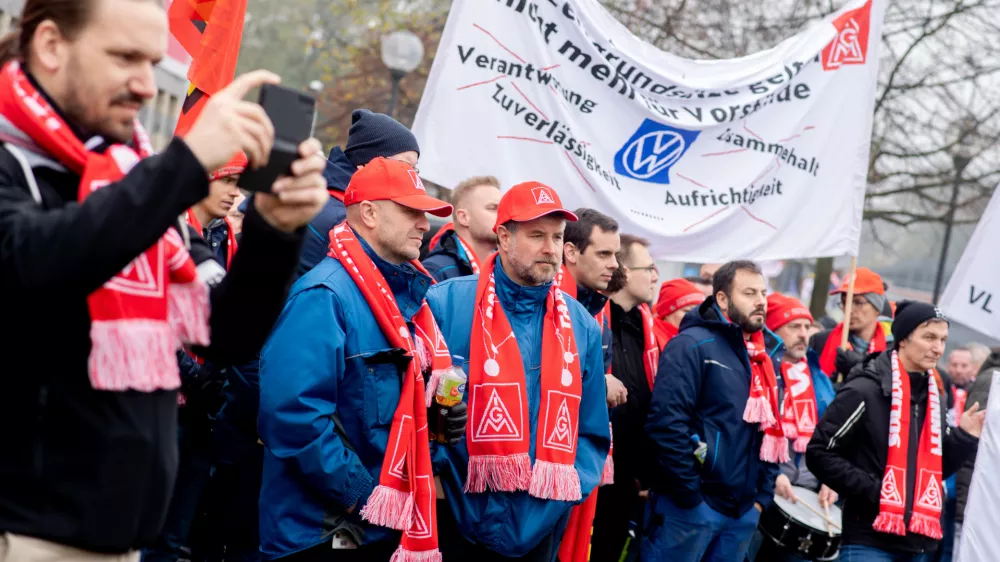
[296,147,355,280]
[424,261,611,557]
[645,297,780,518]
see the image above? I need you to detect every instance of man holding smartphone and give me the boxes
[0,0,330,560]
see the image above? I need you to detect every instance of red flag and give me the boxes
[168,0,247,136]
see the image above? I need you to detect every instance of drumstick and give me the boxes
[796,498,843,531]
[823,503,834,537]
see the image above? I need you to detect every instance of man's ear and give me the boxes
[456,208,470,229]
[563,242,578,265]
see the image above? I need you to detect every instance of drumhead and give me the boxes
[772,486,843,534]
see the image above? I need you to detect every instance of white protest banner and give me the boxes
[413,0,886,261]
[938,184,1000,341]
[957,374,999,562]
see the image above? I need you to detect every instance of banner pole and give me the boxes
[840,256,858,349]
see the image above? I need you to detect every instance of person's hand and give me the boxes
[775,474,797,503]
[638,489,650,501]
[835,347,865,375]
[183,70,280,172]
[754,502,764,513]
[818,484,838,508]
[254,138,330,233]
[605,374,628,408]
[431,402,468,445]
[960,402,987,438]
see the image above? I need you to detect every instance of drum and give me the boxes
[759,486,842,561]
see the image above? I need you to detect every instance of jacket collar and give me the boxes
[574,284,609,317]
[357,233,432,320]
[495,256,551,314]
[610,300,642,332]
[428,229,471,266]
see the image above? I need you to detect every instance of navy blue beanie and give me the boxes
[343,109,420,168]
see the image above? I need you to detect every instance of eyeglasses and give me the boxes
[629,264,658,274]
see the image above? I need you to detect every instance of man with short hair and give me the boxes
[0,0,330,559]
[653,278,705,348]
[642,261,783,562]
[425,182,611,560]
[807,302,984,561]
[810,268,889,384]
[298,109,421,279]
[561,208,624,407]
[258,158,466,561]
[588,235,662,561]
[423,175,501,280]
[750,293,837,562]
[687,275,714,297]
[945,346,977,419]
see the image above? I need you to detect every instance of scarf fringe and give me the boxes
[464,453,531,494]
[360,485,414,531]
[782,421,799,440]
[909,513,944,539]
[873,512,907,537]
[743,395,776,426]
[760,433,790,463]
[168,281,211,346]
[391,547,443,562]
[792,435,810,453]
[88,320,181,392]
[600,453,614,486]
[529,460,582,501]
[425,369,444,409]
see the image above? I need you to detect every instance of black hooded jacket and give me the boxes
[806,351,979,554]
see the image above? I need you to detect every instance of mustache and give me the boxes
[111,92,146,106]
[534,259,559,266]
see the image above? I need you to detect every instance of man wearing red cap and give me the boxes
[810,267,889,385]
[750,294,837,562]
[653,278,705,349]
[258,158,467,561]
[424,181,611,560]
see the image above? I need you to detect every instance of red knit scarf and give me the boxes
[0,62,209,392]
[744,331,789,463]
[779,359,818,453]
[185,211,239,269]
[952,386,967,417]
[466,253,583,501]
[874,350,944,539]
[327,222,444,561]
[820,322,887,376]
[652,318,678,351]
[638,304,660,392]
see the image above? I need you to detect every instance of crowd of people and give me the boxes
[0,1,994,562]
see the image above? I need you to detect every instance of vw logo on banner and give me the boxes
[615,119,701,184]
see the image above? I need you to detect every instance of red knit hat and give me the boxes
[765,293,814,331]
[655,279,705,319]
[209,152,247,181]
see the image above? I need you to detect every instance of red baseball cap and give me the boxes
[343,157,452,217]
[493,181,578,232]
[765,293,814,331]
[830,267,884,296]
[209,152,247,181]
[655,279,705,319]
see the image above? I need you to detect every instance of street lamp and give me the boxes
[381,30,424,118]
[932,119,977,303]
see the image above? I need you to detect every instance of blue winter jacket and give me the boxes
[645,297,781,518]
[424,260,611,557]
[296,147,354,280]
[257,234,435,559]
[421,229,476,281]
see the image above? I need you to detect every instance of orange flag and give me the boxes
[168,0,247,136]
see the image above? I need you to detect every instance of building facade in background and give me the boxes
[0,0,190,151]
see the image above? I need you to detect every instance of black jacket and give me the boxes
[422,228,477,281]
[0,136,302,553]
[806,351,979,554]
[608,301,655,489]
[955,352,998,524]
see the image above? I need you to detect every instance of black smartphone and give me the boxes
[238,84,317,193]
